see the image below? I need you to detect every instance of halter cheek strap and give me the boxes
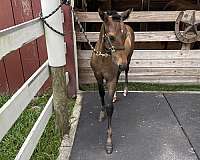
[103,22,127,54]
[104,33,116,53]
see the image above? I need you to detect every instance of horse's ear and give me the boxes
[121,8,132,21]
[98,8,107,21]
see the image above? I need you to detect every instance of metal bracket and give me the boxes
[175,10,200,44]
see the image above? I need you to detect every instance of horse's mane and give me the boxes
[106,10,118,16]
[106,10,121,21]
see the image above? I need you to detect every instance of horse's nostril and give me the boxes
[119,64,127,71]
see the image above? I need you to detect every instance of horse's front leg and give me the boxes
[105,81,116,154]
[94,73,106,122]
[97,79,106,122]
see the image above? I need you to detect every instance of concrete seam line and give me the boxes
[84,90,200,94]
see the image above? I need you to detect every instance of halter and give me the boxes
[102,21,126,54]
[104,33,116,53]
[94,17,127,57]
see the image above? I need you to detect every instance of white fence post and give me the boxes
[40,0,66,67]
[41,0,70,136]
[71,0,80,92]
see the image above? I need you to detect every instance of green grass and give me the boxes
[0,92,75,160]
[0,95,10,107]
[80,82,200,91]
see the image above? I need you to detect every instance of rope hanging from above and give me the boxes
[40,0,71,36]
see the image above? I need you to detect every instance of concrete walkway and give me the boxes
[70,92,200,160]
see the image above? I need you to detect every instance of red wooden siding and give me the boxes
[63,5,77,97]
[0,61,9,93]
[0,0,24,94]
[0,0,76,96]
[0,0,11,93]
[0,0,43,94]
[11,0,40,80]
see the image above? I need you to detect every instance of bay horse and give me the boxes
[90,8,135,154]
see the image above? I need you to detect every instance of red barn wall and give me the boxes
[0,0,48,94]
[0,0,76,96]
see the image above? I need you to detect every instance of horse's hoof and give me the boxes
[123,90,128,97]
[112,96,117,103]
[99,111,106,122]
[105,143,113,154]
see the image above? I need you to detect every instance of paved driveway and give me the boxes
[70,92,200,160]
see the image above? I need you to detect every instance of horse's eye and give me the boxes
[109,36,115,41]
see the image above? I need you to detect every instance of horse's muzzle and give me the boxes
[119,64,127,71]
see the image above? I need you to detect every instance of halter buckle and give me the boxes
[111,46,116,53]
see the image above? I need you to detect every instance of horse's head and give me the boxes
[98,8,132,71]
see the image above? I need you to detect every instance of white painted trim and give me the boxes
[57,93,83,160]
[15,96,53,160]
[0,18,44,60]
[71,0,79,92]
[0,61,49,141]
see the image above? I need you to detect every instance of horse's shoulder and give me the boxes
[125,24,134,34]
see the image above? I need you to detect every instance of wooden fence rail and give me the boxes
[0,18,43,59]
[15,96,53,160]
[0,60,49,142]
[75,11,200,85]
[75,11,200,22]
[76,31,187,42]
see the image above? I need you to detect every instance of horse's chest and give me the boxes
[90,57,118,80]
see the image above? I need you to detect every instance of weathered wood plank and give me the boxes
[3,52,24,93]
[76,31,184,42]
[0,61,49,141]
[15,96,53,160]
[75,11,200,22]
[78,50,200,60]
[79,74,200,84]
[78,59,200,68]
[80,68,200,76]
[0,18,44,60]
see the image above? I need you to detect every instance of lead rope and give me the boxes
[72,9,111,57]
[40,0,70,36]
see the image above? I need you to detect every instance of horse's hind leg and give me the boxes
[97,78,106,122]
[112,91,117,103]
[124,66,129,96]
